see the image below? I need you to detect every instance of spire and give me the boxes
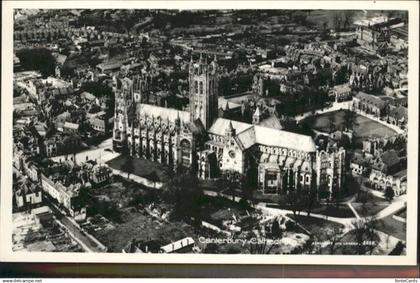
[225,101,230,110]
[225,120,236,137]
[253,106,261,117]
[228,120,234,130]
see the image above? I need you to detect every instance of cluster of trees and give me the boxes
[283,188,318,218]
[161,172,205,225]
[16,48,56,77]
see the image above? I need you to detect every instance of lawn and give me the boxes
[351,195,389,218]
[374,215,406,241]
[395,208,406,219]
[106,155,171,182]
[286,214,345,241]
[303,110,397,143]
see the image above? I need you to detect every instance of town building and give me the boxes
[352,92,387,117]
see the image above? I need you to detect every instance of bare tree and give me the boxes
[323,226,344,255]
[351,217,379,255]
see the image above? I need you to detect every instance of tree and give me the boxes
[331,184,341,209]
[121,156,134,180]
[328,114,336,133]
[302,188,318,217]
[162,173,204,224]
[285,190,300,217]
[356,191,374,214]
[271,218,283,238]
[247,229,278,254]
[343,109,356,132]
[145,171,160,189]
[351,217,379,255]
[15,48,56,77]
[220,170,242,202]
[384,187,395,202]
[323,226,344,255]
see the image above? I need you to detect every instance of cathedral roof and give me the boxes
[209,118,253,137]
[257,115,283,130]
[137,104,190,123]
[209,118,316,152]
[236,127,256,150]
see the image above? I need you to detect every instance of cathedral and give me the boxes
[113,55,346,196]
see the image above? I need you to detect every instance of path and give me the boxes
[294,101,352,122]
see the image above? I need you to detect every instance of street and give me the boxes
[47,198,107,253]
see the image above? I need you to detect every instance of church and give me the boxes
[112,55,346,196]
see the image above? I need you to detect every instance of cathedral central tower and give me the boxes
[189,54,219,130]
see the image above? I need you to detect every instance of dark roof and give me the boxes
[355,92,387,109]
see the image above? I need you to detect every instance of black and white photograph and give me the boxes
[1,1,418,265]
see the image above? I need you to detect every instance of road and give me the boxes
[48,199,106,253]
[51,138,120,164]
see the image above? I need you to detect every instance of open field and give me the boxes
[302,110,397,143]
[395,208,407,219]
[106,155,171,182]
[374,215,406,241]
[287,214,345,241]
[351,195,389,218]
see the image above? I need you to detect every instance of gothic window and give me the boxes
[180,139,191,167]
[194,81,198,94]
[199,81,203,94]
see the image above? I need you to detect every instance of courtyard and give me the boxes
[302,110,397,143]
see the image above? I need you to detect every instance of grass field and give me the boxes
[395,209,407,219]
[106,155,171,182]
[287,214,345,241]
[374,215,406,241]
[351,195,389,218]
[303,110,396,143]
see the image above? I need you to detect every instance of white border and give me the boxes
[1,1,418,265]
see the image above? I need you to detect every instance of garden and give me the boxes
[302,110,397,143]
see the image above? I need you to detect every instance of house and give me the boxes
[331,83,352,102]
[122,239,161,253]
[63,122,80,134]
[32,206,54,227]
[369,169,407,196]
[352,92,388,117]
[387,105,407,129]
[81,91,98,105]
[14,183,43,210]
[350,152,371,176]
[40,172,86,219]
[89,165,112,186]
[159,237,196,253]
[89,116,108,133]
[369,149,401,176]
